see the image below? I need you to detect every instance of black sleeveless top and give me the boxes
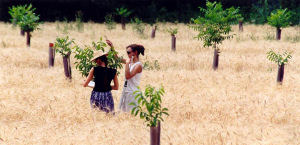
[92,66,117,92]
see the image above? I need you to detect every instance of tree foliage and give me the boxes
[115,7,132,18]
[267,50,292,65]
[130,85,169,127]
[166,28,178,36]
[55,36,74,57]
[74,45,95,77]
[267,8,292,29]
[190,1,239,48]
[9,4,40,32]
[74,37,123,77]
[104,14,116,30]
[131,17,146,36]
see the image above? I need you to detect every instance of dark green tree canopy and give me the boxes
[191,1,240,48]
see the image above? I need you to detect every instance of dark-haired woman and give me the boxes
[119,44,145,112]
[83,51,119,113]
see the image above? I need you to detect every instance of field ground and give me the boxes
[0,22,299,145]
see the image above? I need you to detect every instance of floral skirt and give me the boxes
[90,91,114,113]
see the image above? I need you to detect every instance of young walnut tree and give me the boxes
[191,1,240,70]
[267,8,292,40]
[267,50,292,84]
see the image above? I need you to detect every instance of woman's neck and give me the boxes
[98,63,106,67]
[133,56,139,63]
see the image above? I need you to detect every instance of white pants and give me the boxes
[118,90,137,112]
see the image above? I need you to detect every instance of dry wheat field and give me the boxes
[0,22,299,145]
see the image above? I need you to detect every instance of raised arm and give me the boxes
[125,62,142,80]
[83,68,94,87]
[106,39,126,64]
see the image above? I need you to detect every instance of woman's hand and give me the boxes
[126,56,133,64]
[81,81,87,87]
[83,68,94,88]
[106,40,113,48]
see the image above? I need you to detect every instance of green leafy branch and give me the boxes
[74,45,95,77]
[115,7,132,18]
[190,1,239,48]
[130,85,169,127]
[166,28,178,36]
[55,36,74,57]
[267,50,292,65]
[267,8,293,29]
[9,4,40,32]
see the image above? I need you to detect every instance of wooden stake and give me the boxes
[49,43,55,67]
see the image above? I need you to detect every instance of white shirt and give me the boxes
[124,61,142,92]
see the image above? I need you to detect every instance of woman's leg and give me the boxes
[118,89,127,111]
[90,91,96,108]
[125,92,138,112]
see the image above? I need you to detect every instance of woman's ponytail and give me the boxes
[127,44,145,56]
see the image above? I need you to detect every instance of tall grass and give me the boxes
[0,22,299,145]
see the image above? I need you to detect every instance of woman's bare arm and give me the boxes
[111,74,119,90]
[125,62,142,80]
[106,39,126,64]
[83,68,94,87]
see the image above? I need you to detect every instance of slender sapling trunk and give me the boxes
[150,121,161,145]
[63,53,72,79]
[121,17,125,30]
[277,64,284,84]
[26,31,31,47]
[239,20,243,32]
[151,26,157,38]
[276,27,281,40]
[213,44,219,70]
[171,34,176,51]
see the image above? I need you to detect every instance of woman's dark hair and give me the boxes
[97,55,108,67]
[127,44,145,56]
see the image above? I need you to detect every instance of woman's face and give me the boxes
[95,58,102,65]
[126,47,135,58]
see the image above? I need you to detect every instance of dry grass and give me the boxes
[0,22,299,145]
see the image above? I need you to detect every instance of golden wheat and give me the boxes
[0,22,299,145]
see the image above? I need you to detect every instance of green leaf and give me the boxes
[131,107,136,115]
[134,109,139,116]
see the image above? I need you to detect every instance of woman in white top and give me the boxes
[119,44,145,112]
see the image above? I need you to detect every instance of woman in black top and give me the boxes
[83,51,119,113]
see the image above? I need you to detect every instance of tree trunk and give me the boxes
[121,17,125,30]
[150,122,161,145]
[49,43,55,67]
[63,53,72,79]
[277,64,284,84]
[213,47,219,70]
[239,20,243,32]
[20,30,25,36]
[171,35,176,51]
[26,31,30,47]
[151,26,157,38]
[276,28,281,40]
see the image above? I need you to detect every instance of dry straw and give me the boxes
[0,22,299,144]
